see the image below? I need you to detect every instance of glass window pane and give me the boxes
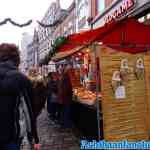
[97,0,105,13]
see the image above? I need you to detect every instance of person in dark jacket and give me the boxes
[58,64,73,129]
[0,43,40,150]
[47,72,60,121]
[28,67,47,119]
[47,72,53,115]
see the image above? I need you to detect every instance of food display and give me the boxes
[73,87,101,106]
[69,49,101,106]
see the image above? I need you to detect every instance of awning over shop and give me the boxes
[98,18,150,54]
[58,21,116,52]
[58,18,150,54]
[51,46,84,61]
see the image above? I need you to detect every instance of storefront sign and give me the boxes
[104,0,136,24]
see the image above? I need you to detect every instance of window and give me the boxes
[68,22,72,28]
[78,3,87,21]
[97,0,105,13]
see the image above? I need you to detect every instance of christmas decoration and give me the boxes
[37,19,61,28]
[0,18,8,25]
[0,18,62,28]
[40,36,68,65]
[9,19,32,27]
[0,18,32,27]
[52,36,68,50]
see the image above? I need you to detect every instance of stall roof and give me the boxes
[51,46,84,61]
[98,18,150,54]
[58,21,116,52]
[58,18,150,54]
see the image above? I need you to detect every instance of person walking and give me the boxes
[47,72,60,121]
[58,64,73,129]
[0,43,40,150]
[28,67,47,119]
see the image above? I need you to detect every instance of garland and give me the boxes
[0,18,62,28]
[40,36,68,65]
[52,36,68,50]
[0,18,8,25]
[0,18,32,27]
[37,9,67,28]
[9,19,32,27]
[37,19,62,28]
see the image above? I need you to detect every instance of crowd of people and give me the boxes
[0,43,73,150]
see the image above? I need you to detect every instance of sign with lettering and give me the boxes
[104,0,136,24]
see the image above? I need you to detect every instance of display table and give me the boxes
[72,96,103,140]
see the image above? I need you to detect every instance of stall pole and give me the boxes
[93,43,101,140]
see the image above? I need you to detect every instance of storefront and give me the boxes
[51,17,150,141]
[52,45,103,140]
[92,0,150,28]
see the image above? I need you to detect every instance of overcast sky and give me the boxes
[0,0,73,46]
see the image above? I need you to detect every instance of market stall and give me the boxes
[69,47,103,140]
[52,46,103,140]
[51,17,150,141]
[95,45,150,141]
[94,18,150,141]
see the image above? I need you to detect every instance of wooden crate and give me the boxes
[98,46,150,141]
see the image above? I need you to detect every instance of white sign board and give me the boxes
[115,85,126,99]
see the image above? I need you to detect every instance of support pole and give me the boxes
[93,43,101,140]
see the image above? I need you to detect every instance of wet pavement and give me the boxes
[22,109,80,150]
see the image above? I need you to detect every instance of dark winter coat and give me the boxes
[31,78,47,118]
[47,79,58,97]
[0,61,39,144]
[58,72,73,104]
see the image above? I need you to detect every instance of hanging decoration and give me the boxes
[0,18,8,25]
[37,19,62,28]
[0,18,63,28]
[9,19,32,27]
[52,36,68,50]
[40,36,68,65]
[0,18,32,27]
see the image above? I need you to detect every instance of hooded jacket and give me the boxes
[0,60,39,144]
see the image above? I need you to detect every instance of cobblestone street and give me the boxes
[22,109,80,150]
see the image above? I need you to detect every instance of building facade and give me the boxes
[75,0,91,32]
[27,43,34,68]
[60,1,76,37]
[38,0,62,62]
[89,0,150,28]
[26,29,39,69]
[20,32,33,73]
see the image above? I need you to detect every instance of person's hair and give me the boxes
[0,43,20,66]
